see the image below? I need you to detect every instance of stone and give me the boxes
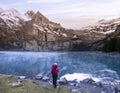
[72,89,81,93]
[35,74,43,80]
[82,78,95,85]
[58,78,68,85]
[102,85,115,93]
[12,79,22,87]
[115,86,120,93]
[42,76,50,81]
[18,76,26,79]
[68,79,77,86]
[93,81,103,87]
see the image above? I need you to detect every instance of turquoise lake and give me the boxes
[0,51,120,80]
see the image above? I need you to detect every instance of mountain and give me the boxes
[0,8,87,51]
[0,8,120,51]
[75,18,120,43]
[86,18,120,52]
[103,24,120,52]
[92,24,120,52]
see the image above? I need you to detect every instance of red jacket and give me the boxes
[51,64,59,76]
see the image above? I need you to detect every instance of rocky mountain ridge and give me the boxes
[0,8,120,51]
[92,24,120,52]
[0,8,78,51]
[74,18,120,43]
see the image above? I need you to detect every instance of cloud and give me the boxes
[25,0,119,29]
[44,0,120,29]
[1,0,120,29]
[27,0,68,3]
[44,0,120,17]
[49,16,98,29]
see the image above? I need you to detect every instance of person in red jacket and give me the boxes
[51,63,59,88]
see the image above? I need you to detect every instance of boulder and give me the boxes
[12,79,22,87]
[35,74,43,80]
[18,76,26,79]
[102,85,115,93]
[115,86,120,93]
[93,81,103,87]
[71,89,81,93]
[42,76,50,81]
[81,78,95,85]
[68,79,78,86]
[58,78,68,85]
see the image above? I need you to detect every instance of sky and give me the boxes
[0,0,120,29]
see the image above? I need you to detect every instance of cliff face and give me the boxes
[91,25,120,52]
[0,8,25,50]
[0,8,88,51]
[103,25,120,52]
[75,18,120,43]
[0,8,120,51]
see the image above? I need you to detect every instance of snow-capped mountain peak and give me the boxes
[0,8,31,27]
[0,8,31,20]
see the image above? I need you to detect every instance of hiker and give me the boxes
[51,63,59,88]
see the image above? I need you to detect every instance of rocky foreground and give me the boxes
[0,74,71,93]
[34,73,120,93]
[4,73,119,93]
[0,72,120,93]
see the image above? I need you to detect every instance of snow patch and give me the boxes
[33,24,53,33]
[61,33,67,37]
[60,73,102,82]
[98,30,115,35]
[21,15,31,21]
[103,30,115,35]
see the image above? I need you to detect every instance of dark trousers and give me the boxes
[52,75,58,88]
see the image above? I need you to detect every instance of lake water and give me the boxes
[0,51,120,80]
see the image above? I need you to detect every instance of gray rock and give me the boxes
[35,74,43,80]
[58,78,68,85]
[7,75,14,78]
[115,86,120,93]
[18,76,26,79]
[102,85,115,93]
[82,78,95,84]
[68,79,77,86]
[72,89,81,93]
[12,79,22,87]
[68,79,77,83]
[42,76,50,81]
[93,81,103,87]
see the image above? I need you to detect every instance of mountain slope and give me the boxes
[0,8,120,51]
[103,25,120,52]
[91,25,120,52]
[0,8,78,51]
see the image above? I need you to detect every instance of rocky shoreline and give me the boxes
[32,73,120,93]
[0,73,120,93]
[0,74,71,93]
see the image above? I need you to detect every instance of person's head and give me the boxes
[52,63,58,68]
[53,63,57,65]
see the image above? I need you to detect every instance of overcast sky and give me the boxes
[0,0,120,29]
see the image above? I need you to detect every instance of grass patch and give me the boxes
[0,74,71,93]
